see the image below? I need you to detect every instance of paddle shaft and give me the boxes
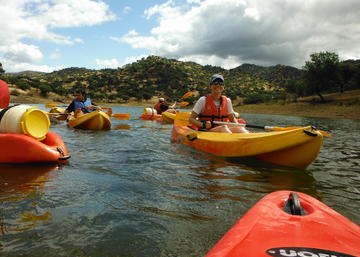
[213,121,262,128]
[47,112,69,116]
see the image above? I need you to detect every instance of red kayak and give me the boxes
[0,132,70,163]
[205,191,360,257]
[0,80,10,108]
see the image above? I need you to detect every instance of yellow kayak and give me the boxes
[48,107,67,120]
[171,124,323,168]
[161,111,177,124]
[67,110,111,130]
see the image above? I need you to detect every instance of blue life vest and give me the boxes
[74,97,92,113]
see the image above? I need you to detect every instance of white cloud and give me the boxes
[32,0,116,28]
[3,43,43,63]
[0,0,115,72]
[2,59,64,73]
[123,6,132,14]
[95,58,122,69]
[119,0,360,68]
[95,55,148,69]
[187,0,202,4]
[244,7,259,21]
[50,49,61,59]
[179,54,241,69]
[0,0,115,45]
[74,38,84,44]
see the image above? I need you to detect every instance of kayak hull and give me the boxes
[161,111,176,124]
[171,125,323,168]
[48,107,67,120]
[139,113,162,121]
[205,191,360,257]
[68,110,111,130]
[0,132,70,163]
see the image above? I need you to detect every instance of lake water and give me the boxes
[1,106,359,256]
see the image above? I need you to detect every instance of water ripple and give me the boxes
[1,107,359,256]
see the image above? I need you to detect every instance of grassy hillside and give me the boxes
[1,56,292,105]
[1,56,359,110]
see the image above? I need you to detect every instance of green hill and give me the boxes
[1,56,359,106]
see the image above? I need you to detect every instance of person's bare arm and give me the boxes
[228,113,238,123]
[189,111,211,129]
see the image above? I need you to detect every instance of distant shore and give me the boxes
[238,102,360,120]
[9,93,360,120]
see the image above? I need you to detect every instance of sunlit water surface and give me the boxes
[1,106,359,256]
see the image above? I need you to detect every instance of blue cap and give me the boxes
[210,74,224,84]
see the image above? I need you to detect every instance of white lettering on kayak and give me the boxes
[266,247,356,257]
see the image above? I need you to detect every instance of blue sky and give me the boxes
[1,0,359,73]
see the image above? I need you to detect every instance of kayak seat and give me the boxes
[283,192,307,216]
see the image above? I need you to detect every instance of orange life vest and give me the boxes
[198,95,230,123]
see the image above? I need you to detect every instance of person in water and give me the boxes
[189,74,248,133]
[153,97,176,114]
[65,90,101,118]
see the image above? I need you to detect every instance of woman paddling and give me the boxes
[189,74,248,133]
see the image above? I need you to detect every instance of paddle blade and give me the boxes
[179,101,189,107]
[112,113,131,120]
[174,112,191,126]
[45,102,58,108]
[181,92,193,99]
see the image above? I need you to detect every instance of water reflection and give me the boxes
[0,164,59,235]
[113,124,131,130]
[0,164,59,194]
[183,160,316,200]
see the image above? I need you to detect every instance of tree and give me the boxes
[303,52,341,102]
[38,82,52,97]
[283,79,306,98]
[0,62,5,74]
[339,60,360,90]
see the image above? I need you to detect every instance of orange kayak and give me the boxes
[205,191,360,257]
[0,132,70,163]
[139,113,162,121]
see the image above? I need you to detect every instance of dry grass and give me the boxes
[238,102,360,119]
[238,90,360,120]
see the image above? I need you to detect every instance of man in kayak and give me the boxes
[65,90,101,118]
[154,97,176,114]
[189,74,248,133]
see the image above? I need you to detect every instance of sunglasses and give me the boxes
[211,81,224,86]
